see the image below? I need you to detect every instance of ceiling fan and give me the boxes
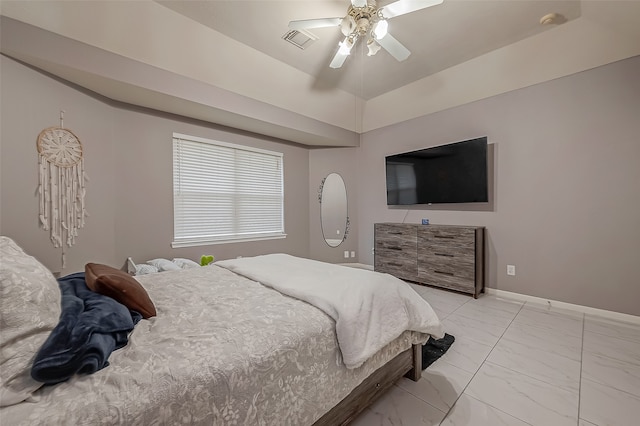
[288,0,444,69]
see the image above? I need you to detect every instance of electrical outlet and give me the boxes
[350,251,355,258]
[344,250,349,259]
[507,265,516,276]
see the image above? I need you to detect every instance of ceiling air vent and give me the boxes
[282,29,318,50]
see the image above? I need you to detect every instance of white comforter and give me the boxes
[216,254,444,368]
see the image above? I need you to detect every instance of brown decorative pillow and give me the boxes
[85,263,156,318]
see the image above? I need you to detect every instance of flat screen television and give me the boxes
[385,137,488,205]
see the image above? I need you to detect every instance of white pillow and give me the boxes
[146,258,181,272]
[135,264,159,275]
[172,258,200,269]
[0,236,61,406]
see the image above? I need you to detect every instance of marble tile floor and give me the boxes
[351,284,640,426]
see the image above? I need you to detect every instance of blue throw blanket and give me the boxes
[31,273,142,384]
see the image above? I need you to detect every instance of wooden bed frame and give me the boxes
[314,343,422,425]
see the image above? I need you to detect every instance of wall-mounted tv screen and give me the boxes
[385,137,488,205]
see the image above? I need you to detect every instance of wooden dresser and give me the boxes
[374,223,485,297]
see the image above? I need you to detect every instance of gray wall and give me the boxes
[1,56,118,273]
[1,55,310,274]
[355,56,640,316]
[112,106,310,265]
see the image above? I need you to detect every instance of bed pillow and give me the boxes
[147,258,181,272]
[135,264,159,276]
[172,258,200,269]
[0,236,61,406]
[84,263,157,318]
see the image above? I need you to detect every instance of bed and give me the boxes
[0,236,443,425]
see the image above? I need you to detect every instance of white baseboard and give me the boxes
[485,288,640,325]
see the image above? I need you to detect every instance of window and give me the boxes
[172,133,285,247]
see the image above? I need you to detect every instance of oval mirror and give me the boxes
[320,173,348,247]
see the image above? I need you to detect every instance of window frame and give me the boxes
[171,132,286,248]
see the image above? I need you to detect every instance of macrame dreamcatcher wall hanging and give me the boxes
[37,111,87,268]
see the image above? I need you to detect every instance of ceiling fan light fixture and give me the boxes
[373,19,388,39]
[341,16,356,36]
[367,40,381,56]
[351,0,368,8]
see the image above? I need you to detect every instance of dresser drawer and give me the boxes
[418,254,474,280]
[418,239,475,261]
[375,240,417,257]
[418,269,475,293]
[418,227,475,250]
[375,224,417,253]
[375,252,418,282]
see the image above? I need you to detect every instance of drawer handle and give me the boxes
[387,246,402,251]
[434,270,454,276]
[434,253,454,257]
[389,232,403,235]
[434,235,455,239]
[388,262,402,267]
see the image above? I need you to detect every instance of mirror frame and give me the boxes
[319,173,349,248]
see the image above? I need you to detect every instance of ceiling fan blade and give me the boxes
[376,33,411,62]
[288,17,342,30]
[329,37,351,69]
[329,51,349,69]
[380,0,444,19]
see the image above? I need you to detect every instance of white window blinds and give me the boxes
[172,133,285,247]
